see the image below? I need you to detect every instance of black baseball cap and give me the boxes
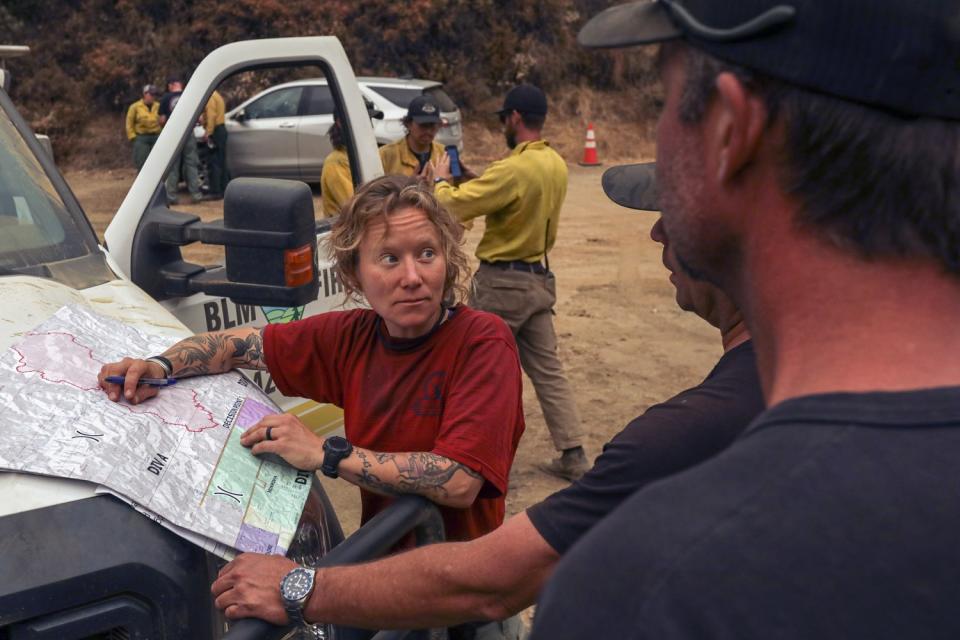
[578,0,960,121]
[602,162,659,211]
[497,84,548,116]
[407,95,443,124]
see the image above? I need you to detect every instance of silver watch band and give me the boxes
[285,604,306,627]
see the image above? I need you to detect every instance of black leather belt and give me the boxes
[481,259,547,275]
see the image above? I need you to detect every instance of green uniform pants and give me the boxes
[132,134,159,170]
[164,136,202,202]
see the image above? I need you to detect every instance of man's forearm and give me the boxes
[338,449,483,508]
[161,327,266,377]
[304,512,558,629]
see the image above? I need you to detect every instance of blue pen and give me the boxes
[105,375,178,387]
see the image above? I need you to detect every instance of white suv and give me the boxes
[221,76,463,182]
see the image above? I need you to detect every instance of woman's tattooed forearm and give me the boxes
[351,450,481,499]
[162,330,264,375]
[229,332,265,368]
[164,333,232,376]
[354,450,402,497]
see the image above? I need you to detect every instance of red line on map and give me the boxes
[13,330,219,433]
[14,331,104,391]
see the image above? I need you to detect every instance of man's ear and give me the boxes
[710,72,769,184]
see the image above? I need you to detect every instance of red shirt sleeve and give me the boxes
[262,312,351,407]
[430,316,525,497]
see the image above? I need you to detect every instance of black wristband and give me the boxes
[146,356,173,377]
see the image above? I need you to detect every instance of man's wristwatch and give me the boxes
[320,436,353,479]
[280,565,316,627]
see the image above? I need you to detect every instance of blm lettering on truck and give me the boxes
[203,299,258,332]
[201,265,340,333]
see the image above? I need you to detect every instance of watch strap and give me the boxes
[285,603,306,627]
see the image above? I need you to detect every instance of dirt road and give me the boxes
[66,164,721,532]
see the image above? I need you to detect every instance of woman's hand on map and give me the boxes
[97,357,166,404]
[213,552,297,623]
[241,413,325,471]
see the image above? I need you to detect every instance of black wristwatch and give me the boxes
[280,565,316,627]
[320,436,353,479]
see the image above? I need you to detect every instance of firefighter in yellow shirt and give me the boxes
[379,96,445,177]
[203,89,229,198]
[320,116,354,217]
[125,85,162,170]
[434,84,587,481]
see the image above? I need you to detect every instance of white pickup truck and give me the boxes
[0,38,444,640]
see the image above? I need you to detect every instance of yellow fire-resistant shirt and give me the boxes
[125,99,161,140]
[435,140,567,263]
[379,137,444,176]
[204,90,226,136]
[321,148,354,217]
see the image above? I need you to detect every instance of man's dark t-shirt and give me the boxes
[527,340,763,554]
[531,387,960,639]
[159,91,182,120]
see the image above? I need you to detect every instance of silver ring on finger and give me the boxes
[266,426,273,441]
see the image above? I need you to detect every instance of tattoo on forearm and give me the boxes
[229,332,265,368]
[351,450,482,500]
[354,450,400,497]
[163,330,264,376]
[165,333,232,376]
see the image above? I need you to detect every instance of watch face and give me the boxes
[282,567,314,600]
[325,436,351,455]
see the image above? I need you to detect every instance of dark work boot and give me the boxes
[539,446,589,482]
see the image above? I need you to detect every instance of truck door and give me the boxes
[105,37,384,437]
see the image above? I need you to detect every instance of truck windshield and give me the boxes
[0,104,100,273]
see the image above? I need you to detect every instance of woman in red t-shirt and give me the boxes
[99,175,525,544]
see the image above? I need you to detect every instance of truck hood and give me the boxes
[0,274,191,517]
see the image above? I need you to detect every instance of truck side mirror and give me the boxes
[130,178,320,307]
[222,178,318,305]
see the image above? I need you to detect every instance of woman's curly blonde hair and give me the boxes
[326,175,470,306]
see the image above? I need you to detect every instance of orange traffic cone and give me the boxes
[578,123,602,166]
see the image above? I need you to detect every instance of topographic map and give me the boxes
[0,304,311,559]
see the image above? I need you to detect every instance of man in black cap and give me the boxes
[530,1,960,637]
[158,74,203,204]
[379,94,446,177]
[211,164,764,640]
[434,84,589,480]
